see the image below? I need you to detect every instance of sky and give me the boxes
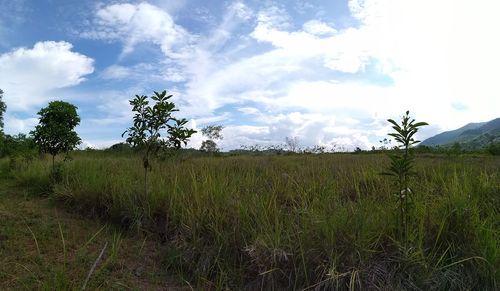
[0,0,499,150]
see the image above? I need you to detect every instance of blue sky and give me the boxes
[1,0,499,150]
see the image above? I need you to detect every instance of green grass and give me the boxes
[5,153,500,290]
[0,161,183,290]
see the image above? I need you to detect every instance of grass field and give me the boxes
[3,152,499,290]
[0,175,184,290]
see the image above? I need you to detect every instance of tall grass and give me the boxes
[8,153,500,290]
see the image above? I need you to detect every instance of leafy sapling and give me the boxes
[383,110,428,244]
[0,88,6,132]
[0,89,7,154]
[123,90,196,197]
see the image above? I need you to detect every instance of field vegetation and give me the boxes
[3,151,499,290]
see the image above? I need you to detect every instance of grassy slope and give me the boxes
[5,153,500,290]
[0,176,184,290]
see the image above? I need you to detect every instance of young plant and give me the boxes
[31,101,81,169]
[122,90,196,197]
[383,110,428,244]
[0,88,6,132]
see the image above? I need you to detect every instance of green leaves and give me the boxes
[386,112,428,150]
[384,110,428,244]
[123,90,196,197]
[31,101,81,157]
[0,89,6,131]
[123,90,196,160]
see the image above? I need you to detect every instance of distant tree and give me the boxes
[0,89,6,132]
[31,101,81,168]
[200,139,218,153]
[451,142,462,155]
[379,138,391,150]
[486,142,500,155]
[200,125,224,153]
[123,90,196,196]
[107,142,132,152]
[285,136,300,153]
[303,145,326,154]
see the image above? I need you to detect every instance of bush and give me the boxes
[0,133,37,158]
[486,142,500,155]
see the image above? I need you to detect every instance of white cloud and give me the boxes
[100,63,187,82]
[0,41,94,111]
[101,65,131,80]
[238,107,260,115]
[302,20,336,36]
[4,114,38,134]
[81,0,500,149]
[83,3,193,58]
[198,0,500,143]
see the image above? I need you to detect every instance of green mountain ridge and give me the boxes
[420,118,500,149]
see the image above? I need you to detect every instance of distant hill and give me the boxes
[420,118,500,149]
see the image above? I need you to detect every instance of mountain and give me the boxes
[420,118,500,148]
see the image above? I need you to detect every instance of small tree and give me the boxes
[200,125,224,153]
[122,90,196,196]
[0,89,6,154]
[285,136,300,153]
[383,110,428,244]
[31,101,81,168]
[0,89,6,132]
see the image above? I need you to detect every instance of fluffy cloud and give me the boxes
[0,41,94,111]
[82,2,193,58]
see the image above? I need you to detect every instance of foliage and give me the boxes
[200,139,218,153]
[0,133,36,158]
[122,90,196,196]
[200,125,224,153]
[379,138,392,150]
[383,110,428,244]
[0,89,6,131]
[31,101,81,166]
[201,125,224,140]
[303,145,327,154]
[486,142,500,155]
[106,142,132,152]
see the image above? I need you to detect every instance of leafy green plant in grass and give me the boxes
[122,90,196,197]
[0,88,6,155]
[383,110,428,244]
